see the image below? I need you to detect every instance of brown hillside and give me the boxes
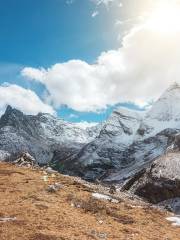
[0,162,180,240]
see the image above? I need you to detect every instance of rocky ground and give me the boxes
[0,162,180,240]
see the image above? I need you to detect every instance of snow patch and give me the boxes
[92,193,119,203]
[0,217,17,222]
[166,216,180,226]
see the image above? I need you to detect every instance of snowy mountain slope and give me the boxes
[105,83,180,182]
[104,83,180,183]
[63,83,180,181]
[65,128,177,181]
[104,128,179,183]
[122,151,180,204]
[137,82,180,139]
[99,107,143,145]
[37,113,100,144]
[61,107,144,180]
[0,106,101,163]
[104,83,180,199]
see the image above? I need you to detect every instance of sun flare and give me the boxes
[146,1,180,33]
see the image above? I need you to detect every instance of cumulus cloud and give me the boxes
[22,21,180,112]
[0,83,55,116]
[21,67,45,83]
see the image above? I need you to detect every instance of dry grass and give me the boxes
[66,194,134,225]
[0,162,180,240]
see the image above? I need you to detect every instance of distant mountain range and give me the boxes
[0,105,101,164]
[1,82,180,206]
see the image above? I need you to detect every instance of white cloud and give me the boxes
[22,21,180,112]
[92,10,99,18]
[92,0,117,7]
[66,0,75,5]
[92,0,123,9]
[0,83,55,116]
[21,67,45,83]
[69,113,79,119]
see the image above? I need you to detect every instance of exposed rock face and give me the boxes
[12,152,37,167]
[0,106,101,164]
[174,133,180,150]
[64,128,178,181]
[64,83,180,181]
[122,151,180,204]
[104,129,179,181]
[60,108,143,180]
[158,198,180,214]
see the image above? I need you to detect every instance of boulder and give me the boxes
[13,152,37,167]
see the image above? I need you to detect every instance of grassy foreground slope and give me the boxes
[0,162,180,240]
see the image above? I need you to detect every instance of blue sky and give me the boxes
[0,0,119,66]
[0,0,178,122]
[0,0,136,122]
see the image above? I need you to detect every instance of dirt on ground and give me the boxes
[0,162,180,240]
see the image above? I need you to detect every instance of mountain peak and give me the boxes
[137,82,180,139]
[145,82,180,121]
[0,105,24,129]
[3,105,24,118]
[4,105,13,114]
[166,82,180,92]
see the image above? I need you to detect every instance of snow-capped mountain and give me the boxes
[137,82,180,139]
[61,107,144,180]
[36,112,100,144]
[100,107,143,146]
[0,106,101,164]
[1,83,180,187]
[63,83,180,181]
[106,82,180,183]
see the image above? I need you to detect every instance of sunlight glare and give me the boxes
[146,1,180,33]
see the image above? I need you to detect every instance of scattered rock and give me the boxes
[98,220,103,224]
[89,230,108,240]
[46,183,63,193]
[13,152,37,168]
[109,185,116,194]
[45,167,58,175]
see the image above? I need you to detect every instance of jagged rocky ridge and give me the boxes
[0,105,101,164]
[60,83,180,182]
[59,108,144,180]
